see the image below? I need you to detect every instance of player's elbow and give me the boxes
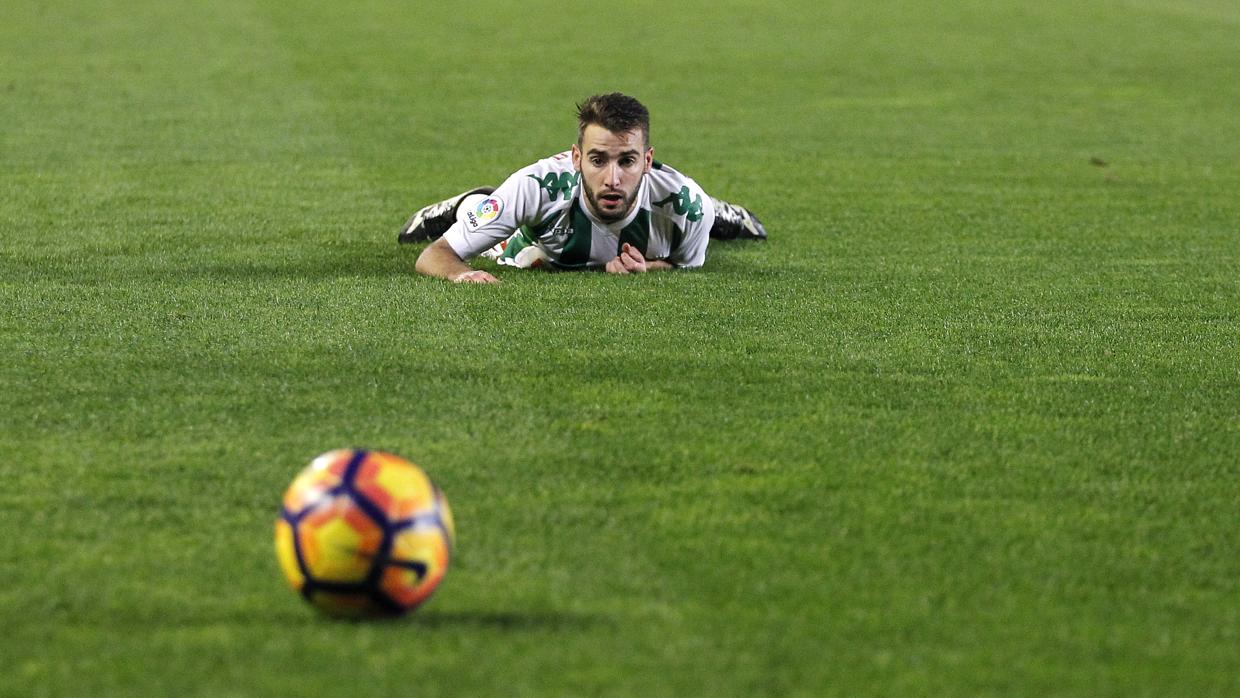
[413,246,435,277]
[414,238,456,278]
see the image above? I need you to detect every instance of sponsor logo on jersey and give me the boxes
[653,186,704,222]
[465,197,503,229]
[528,171,580,202]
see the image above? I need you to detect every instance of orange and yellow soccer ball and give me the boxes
[274,449,454,618]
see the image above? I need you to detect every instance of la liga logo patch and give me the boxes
[465,197,503,229]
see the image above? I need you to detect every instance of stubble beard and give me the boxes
[583,178,641,223]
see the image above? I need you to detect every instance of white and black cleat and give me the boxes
[397,187,495,244]
[709,198,767,241]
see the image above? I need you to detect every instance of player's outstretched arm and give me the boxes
[605,243,673,275]
[415,238,499,284]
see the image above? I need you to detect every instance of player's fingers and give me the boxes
[454,270,500,284]
[606,258,628,274]
[621,248,646,272]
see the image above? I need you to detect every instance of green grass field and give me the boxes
[3,0,1238,694]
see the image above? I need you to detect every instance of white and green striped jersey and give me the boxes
[443,150,715,269]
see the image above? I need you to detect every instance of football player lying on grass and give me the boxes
[398,92,766,283]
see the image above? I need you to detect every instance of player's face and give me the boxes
[572,124,652,222]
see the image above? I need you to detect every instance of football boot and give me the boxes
[709,198,767,241]
[397,187,495,244]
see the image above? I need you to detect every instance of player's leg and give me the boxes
[709,197,767,241]
[396,187,495,244]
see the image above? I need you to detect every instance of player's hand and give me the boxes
[452,269,500,284]
[605,243,647,275]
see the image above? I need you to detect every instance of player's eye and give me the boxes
[590,156,605,166]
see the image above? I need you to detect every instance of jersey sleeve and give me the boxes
[442,167,543,260]
[666,182,714,269]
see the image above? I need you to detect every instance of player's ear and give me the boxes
[644,147,654,173]
[571,143,581,170]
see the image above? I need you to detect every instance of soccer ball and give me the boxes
[274,449,454,617]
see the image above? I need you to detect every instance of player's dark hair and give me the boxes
[576,93,650,146]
